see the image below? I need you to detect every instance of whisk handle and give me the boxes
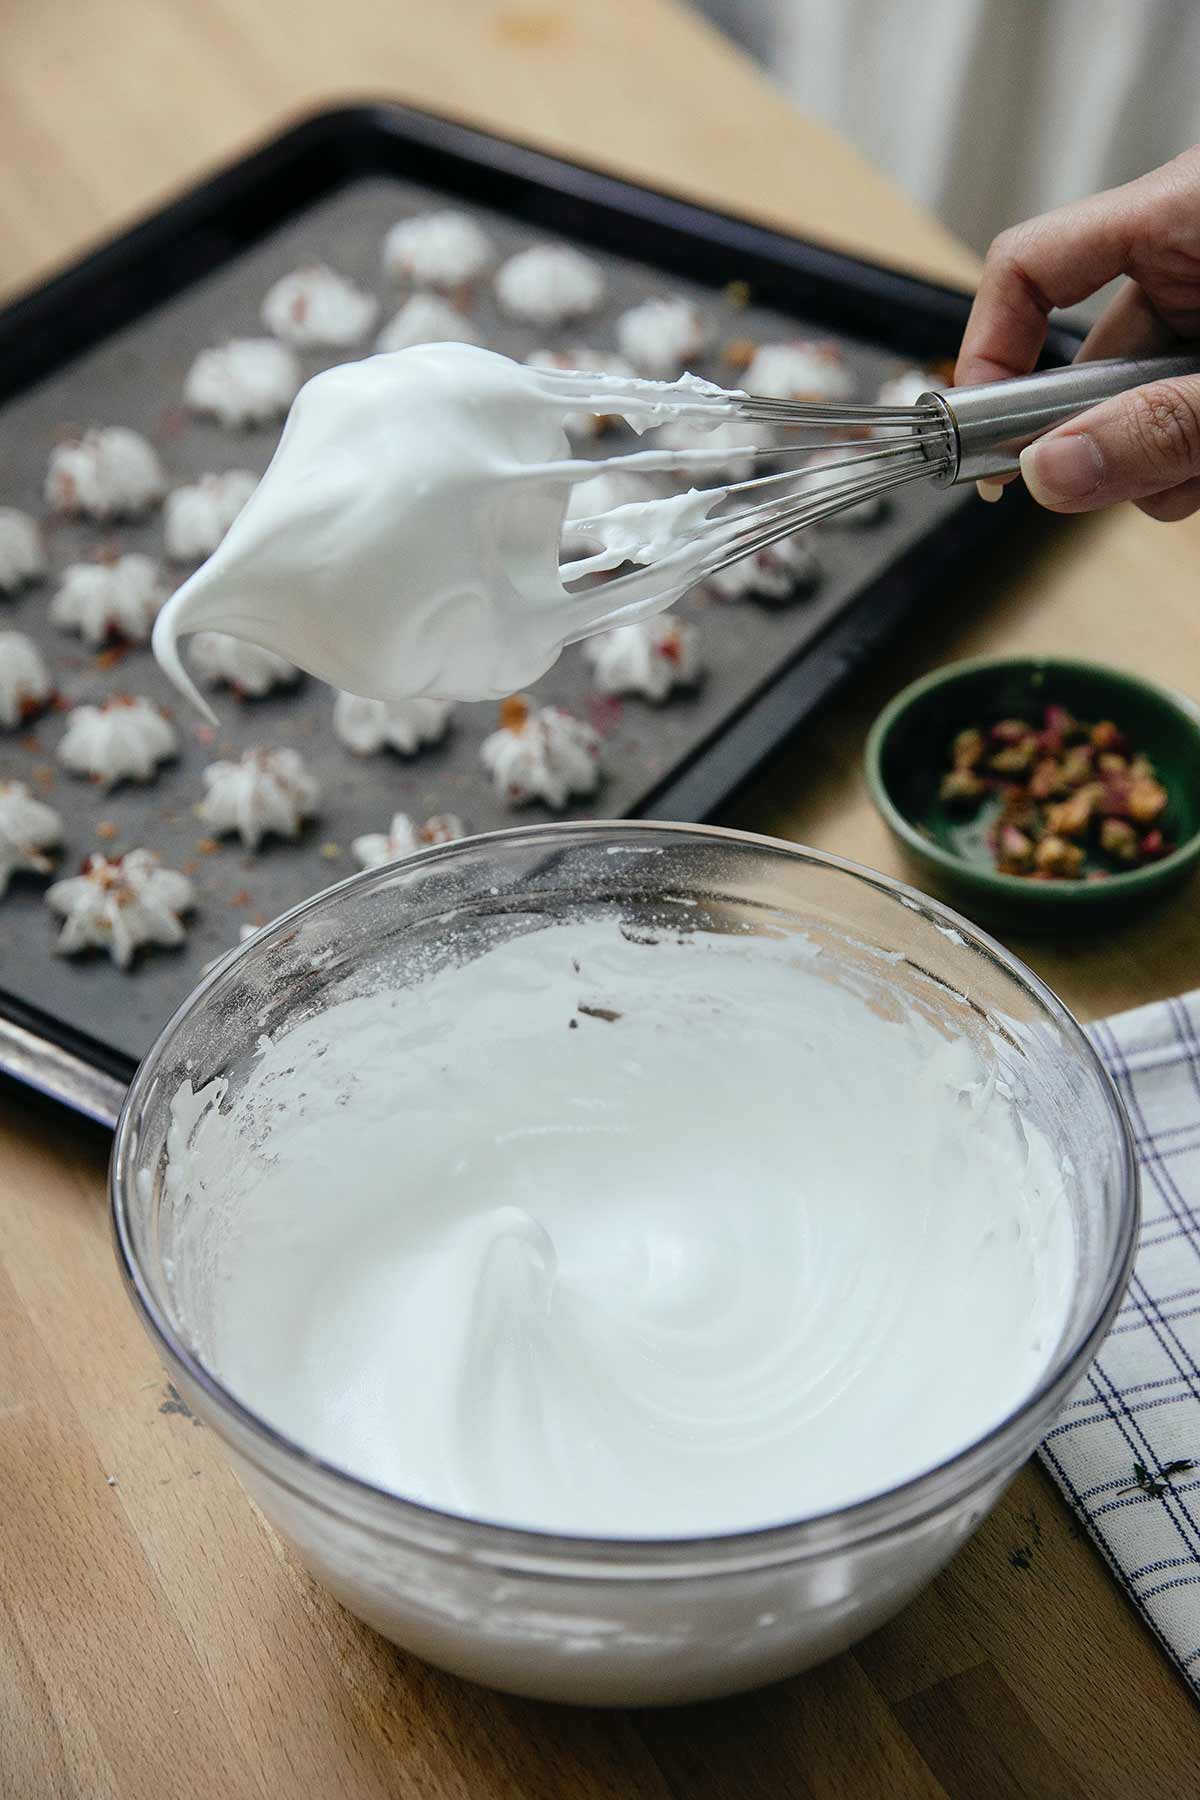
[921,350,1200,485]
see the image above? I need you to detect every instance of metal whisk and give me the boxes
[551,350,1200,619]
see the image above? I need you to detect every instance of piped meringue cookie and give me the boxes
[189,631,299,698]
[45,428,165,520]
[480,694,601,809]
[46,849,194,967]
[57,695,179,790]
[351,810,466,870]
[616,296,708,378]
[0,631,53,728]
[524,347,635,436]
[744,340,855,404]
[0,508,47,594]
[332,690,453,756]
[50,554,165,647]
[184,339,303,428]
[164,471,258,562]
[382,211,495,290]
[802,447,887,525]
[260,264,379,348]
[494,245,606,325]
[877,367,935,409]
[198,746,320,850]
[374,294,482,354]
[706,533,821,602]
[0,780,62,897]
[583,616,701,702]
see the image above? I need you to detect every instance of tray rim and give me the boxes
[0,98,1083,1126]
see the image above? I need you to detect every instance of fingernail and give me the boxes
[1020,431,1104,505]
[976,480,1004,503]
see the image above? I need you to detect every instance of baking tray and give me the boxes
[0,101,1082,1128]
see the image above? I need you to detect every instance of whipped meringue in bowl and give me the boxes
[112,824,1135,1705]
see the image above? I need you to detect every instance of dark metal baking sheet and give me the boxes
[0,102,1081,1125]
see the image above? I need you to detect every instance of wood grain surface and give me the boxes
[1,3,1197,1795]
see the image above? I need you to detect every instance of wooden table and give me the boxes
[1,4,1197,1794]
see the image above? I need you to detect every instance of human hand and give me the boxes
[956,147,1200,520]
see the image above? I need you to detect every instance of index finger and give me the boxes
[955,184,1140,389]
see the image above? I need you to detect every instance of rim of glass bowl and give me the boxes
[110,820,1138,1581]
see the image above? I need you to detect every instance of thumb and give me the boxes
[1019,376,1200,514]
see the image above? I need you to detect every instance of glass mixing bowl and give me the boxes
[110,822,1137,1706]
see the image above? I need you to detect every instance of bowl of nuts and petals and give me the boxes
[865,656,1200,931]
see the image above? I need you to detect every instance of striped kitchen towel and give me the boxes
[1040,989,1200,1695]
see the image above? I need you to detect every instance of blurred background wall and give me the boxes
[698,0,1200,275]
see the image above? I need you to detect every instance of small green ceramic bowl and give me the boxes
[865,655,1200,932]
